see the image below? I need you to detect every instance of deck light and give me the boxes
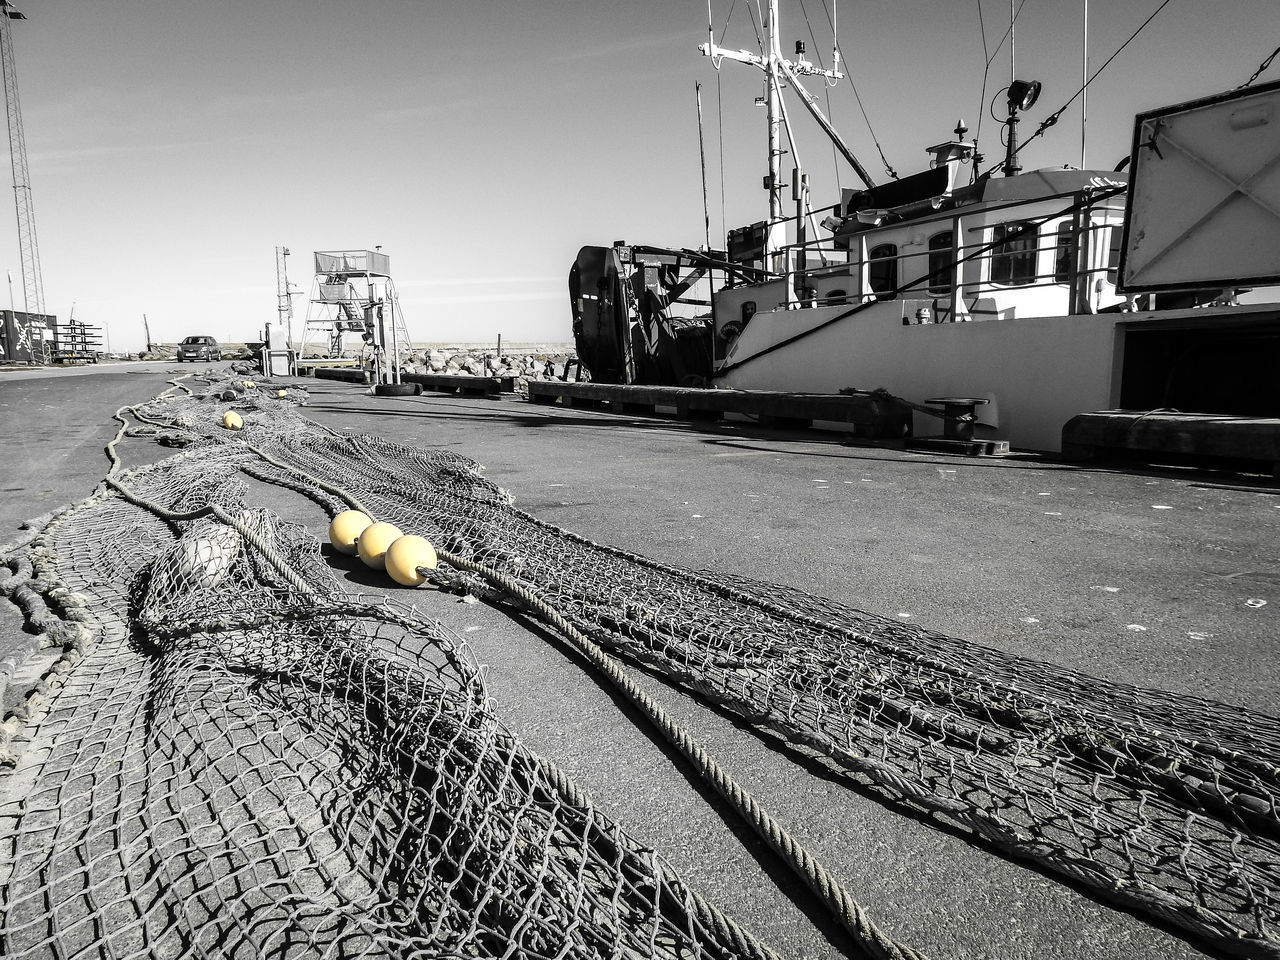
[1003,80,1042,177]
[1007,79,1042,112]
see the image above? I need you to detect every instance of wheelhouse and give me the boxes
[713,155,1135,358]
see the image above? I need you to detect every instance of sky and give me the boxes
[1,0,1276,352]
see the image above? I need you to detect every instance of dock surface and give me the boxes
[1,363,1277,960]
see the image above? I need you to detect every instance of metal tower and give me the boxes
[0,1,44,324]
[299,249,411,384]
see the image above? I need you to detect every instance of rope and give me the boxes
[221,412,926,960]
[437,553,929,960]
[814,0,897,180]
[13,371,1276,958]
[79,379,790,960]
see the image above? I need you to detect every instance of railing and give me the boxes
[712,184,1131,377]
[314,249,391,278]
[745,187,1128,322]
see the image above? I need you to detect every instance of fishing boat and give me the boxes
[569,2,1280,460]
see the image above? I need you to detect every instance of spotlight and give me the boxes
[1007,79,1042,112]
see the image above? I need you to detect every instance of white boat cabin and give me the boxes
[713,143,1137,353]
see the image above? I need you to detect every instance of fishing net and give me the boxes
[0,379,776,960]
[2,373,1279,959]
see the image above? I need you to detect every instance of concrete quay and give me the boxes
[1,363,1277,960]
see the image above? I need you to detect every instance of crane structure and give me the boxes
[0,0,47,360]
[299,249,410,385]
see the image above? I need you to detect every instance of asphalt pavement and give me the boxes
[1,363,1278,960]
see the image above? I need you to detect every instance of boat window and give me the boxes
[990,221,1036,285]
[1054,222,1074,283]
[927,231,953,295]
[869,243,897,300]
[1107,225,1123,285]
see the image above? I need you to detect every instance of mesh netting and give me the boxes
[0,381,777,960]
[2,375,1279,959]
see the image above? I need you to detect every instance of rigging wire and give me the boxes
[983,0,1031,69]
[796,0,842,193]
[971,0,990,183]
[1238,42,1280,88]
[974,0,989,145]
[715,0,740,243]
[815,0,898,179]
[988,0,1174,176]
[718,0,739,47]
[748,0,764,53]
[770,62,830,262]
[972,0,1029,157]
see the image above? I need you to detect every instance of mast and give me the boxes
[701,0,872,267]
[765,0,784,237]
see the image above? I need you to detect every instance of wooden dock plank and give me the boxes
[526,381,910,438]
[402,373,515,396]
[1063,410,1280,474]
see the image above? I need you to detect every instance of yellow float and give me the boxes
[357,521,402,570]
[385,535,438,586]
[328,510,372,555]
[222,411,243,430]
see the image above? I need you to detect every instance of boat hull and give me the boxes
[714,301,1280,453]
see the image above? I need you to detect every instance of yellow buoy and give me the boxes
[328,510,372,555]
[276,389,287,398]
[222,411,243,430]
[385,535,438,586]
[357,521,402,570]
[243,380,256,389]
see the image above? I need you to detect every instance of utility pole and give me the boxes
[0,1,44,332]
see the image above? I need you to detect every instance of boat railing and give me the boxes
[760,186,1127,320]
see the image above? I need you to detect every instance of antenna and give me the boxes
[701,0,873,265]
[1081,0,1088,168]
[1009,0,1016,86]
[0,0,45,359]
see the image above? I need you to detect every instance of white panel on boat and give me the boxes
[1119,79,1280,292]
